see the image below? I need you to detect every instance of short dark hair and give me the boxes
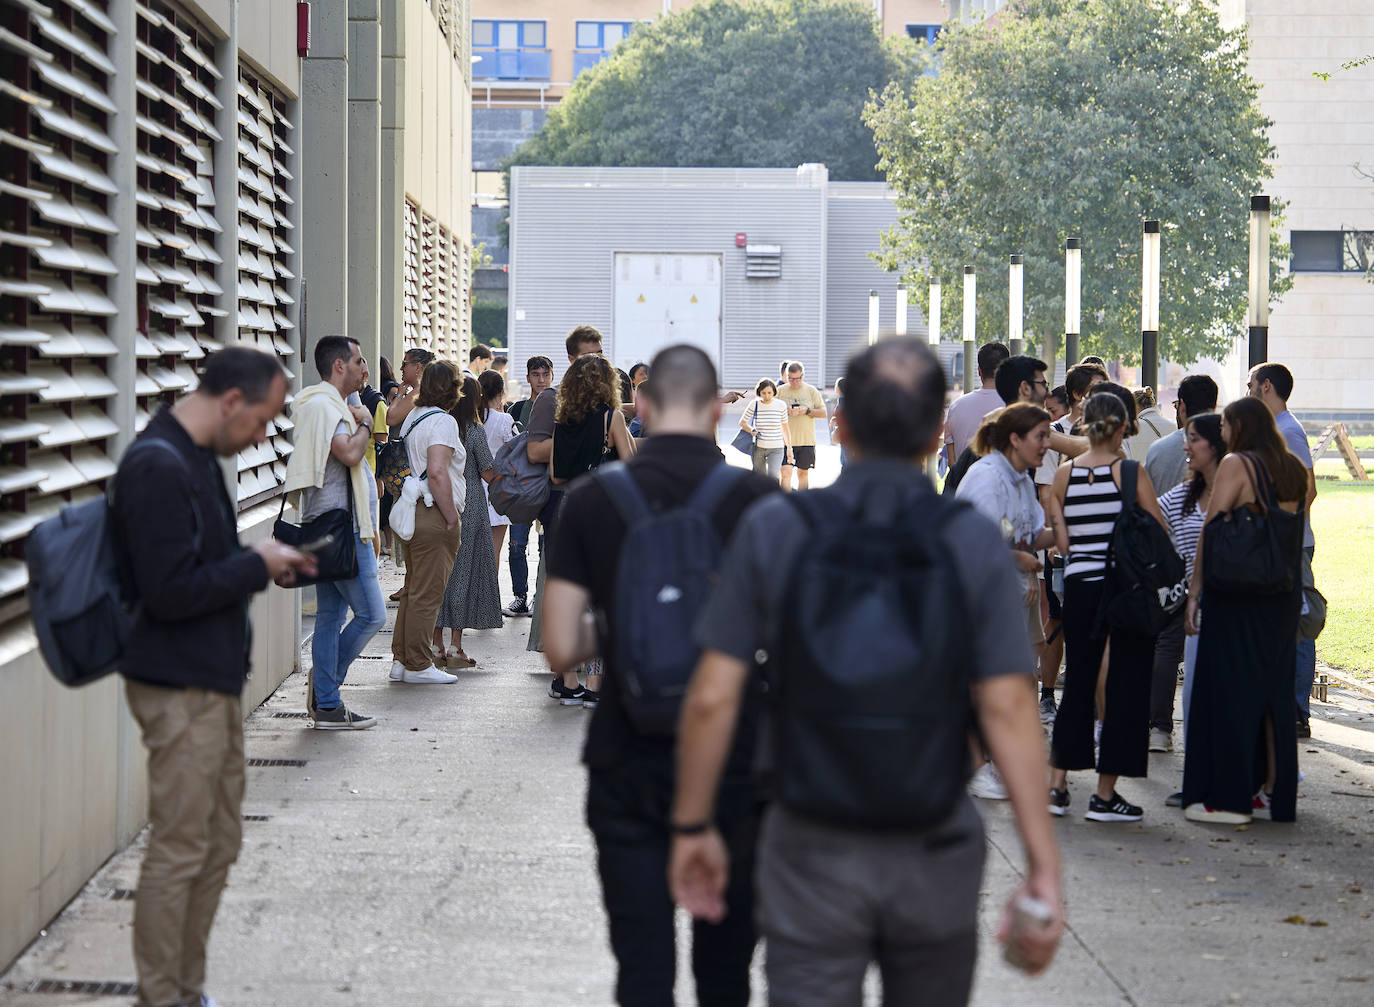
[756,378,777,396]
[993,355,1047,406]
[976,342,1010,379]
[842,338,946,459]
[1092,381,1138,437]
[526,354,553,375]
[314,335,359,379]
[403,346,435,368]
[1079,354,1108,368]
[643,345,717,412]
[565,324,603,358]
[1177,374,1219,418]
[200,347,286,403]
[469,343,493,363]
[1251,362,1294,401]
[628,362,650,385]
[1048,385,1069,411]
[492,355,508,369]
[786,361,805,376]
[1065,362,1108,404]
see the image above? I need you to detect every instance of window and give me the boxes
[1290,230,1373,273]
[906,24,941,44]
[473,20,545,50]
[574,21,634,76]
[472,20,550,80]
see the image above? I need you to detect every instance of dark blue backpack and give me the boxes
[27,439,199,687]
[772,482,974,829]
[595,462,748,736]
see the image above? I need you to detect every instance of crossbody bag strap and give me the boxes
[1118,459,1139,513]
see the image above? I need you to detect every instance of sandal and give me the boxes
[389,588,406,601]
[445,647,476,667]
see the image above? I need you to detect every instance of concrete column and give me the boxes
[378,0,407,365]
[300,0,350,359]
[107,0,138,454]
[348,0,382,369]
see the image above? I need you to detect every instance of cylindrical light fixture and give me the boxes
[1064,238,1081,368]
[1008,254,1024,356]
[962,265,976,392]
[895,284,908,338]
[928,279,941,347]
[1141,220,1161,393]
[868,289,880,346]
[1248,195,1271,367]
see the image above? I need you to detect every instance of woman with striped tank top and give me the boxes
[1048,389,1169,823]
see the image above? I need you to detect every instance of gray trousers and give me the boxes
[1149,615,1186,733]
[758,799,985,1006]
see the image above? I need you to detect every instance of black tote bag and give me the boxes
[1202,453,1302,596]
[273,478,359,587]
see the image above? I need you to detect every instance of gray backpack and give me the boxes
[27,439,199,687]
[488,431,551,525]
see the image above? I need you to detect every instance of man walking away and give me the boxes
[944,341,1009,465]
[114,349,316,1007]
[543,345,779,1006]
[284,335,386,729]
[775,361,827,491]
[670,338,1064,1005]
[1249,362,1318,737]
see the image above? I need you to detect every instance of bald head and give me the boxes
[842,338,946,459]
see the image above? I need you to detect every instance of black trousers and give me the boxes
[1051,578,1154,778]
[1148,614,1186,733]
[586,759,762,1007]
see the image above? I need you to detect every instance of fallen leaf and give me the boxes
[1281,915,1307,924]
[1309,920,1329,927]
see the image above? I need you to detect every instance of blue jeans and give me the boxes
[1295,545,1317,719]
[311,532,386,710]
[508,521,544,600]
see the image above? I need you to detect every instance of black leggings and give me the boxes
[1051,578,1155,778]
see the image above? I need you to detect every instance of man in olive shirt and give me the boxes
[775,361,827,491]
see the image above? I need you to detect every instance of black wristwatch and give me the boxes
[670,820,711,835]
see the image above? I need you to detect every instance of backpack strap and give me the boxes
[118,437,202,554]
[1118,459,1139,513]
[684,463,749,520]
[593,462,652,529]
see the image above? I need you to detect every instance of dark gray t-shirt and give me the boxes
[694,461,1034,682]
[527,386,557,443]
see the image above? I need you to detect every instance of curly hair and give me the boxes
[555,353,621,425]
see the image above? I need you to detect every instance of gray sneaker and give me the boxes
[311,706,377,731]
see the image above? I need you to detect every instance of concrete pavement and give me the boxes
[4,444,1374,1006]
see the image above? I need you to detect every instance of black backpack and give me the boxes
[27,439,199,687]
[941,445,979,496]
[1099,460,1187,637]
[595,461,748,736]
[772,482,974,829]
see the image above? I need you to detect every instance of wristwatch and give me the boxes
[670,820,711,835]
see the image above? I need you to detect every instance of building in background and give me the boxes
[0,0,472,973]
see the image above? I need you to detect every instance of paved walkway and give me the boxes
[5,447,1374,1005]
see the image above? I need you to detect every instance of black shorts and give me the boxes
[788,446,816,470]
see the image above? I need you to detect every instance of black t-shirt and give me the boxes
[546,435,780,770]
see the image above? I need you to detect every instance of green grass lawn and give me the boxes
[1311,483,1374,677]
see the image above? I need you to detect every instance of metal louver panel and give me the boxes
[402,199,421,344]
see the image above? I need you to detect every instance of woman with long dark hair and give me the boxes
[1182,397,1308,824]
[432,375,502,667]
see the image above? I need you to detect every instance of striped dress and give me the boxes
[1062,463,1123,582]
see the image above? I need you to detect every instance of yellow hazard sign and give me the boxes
[690,294,698,303]
[637,294,646,303]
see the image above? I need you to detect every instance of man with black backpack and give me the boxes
[542,345,779,1006]
[670,338,1064,1004]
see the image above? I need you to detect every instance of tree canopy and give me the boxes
[504,0,923,183]
[865,0,1288,365]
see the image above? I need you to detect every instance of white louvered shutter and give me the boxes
[419,211,436,353]
[402,199,420,346]
[457,235,470,360]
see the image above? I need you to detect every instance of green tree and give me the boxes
[500,0,926,242]
[865,0,1289,365]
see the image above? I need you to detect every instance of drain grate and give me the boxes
[242,814,271,822]
[18,979,139,995]
[245,758,307,768]
[105,888,136,901]
[271,711,309,719]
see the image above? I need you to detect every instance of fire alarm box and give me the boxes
[735,233,747,248]
[297,3,311,57]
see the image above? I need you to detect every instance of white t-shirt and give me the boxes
[402,407,466,514]
[1035,416,1071,487]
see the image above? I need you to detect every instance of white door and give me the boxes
[613,253,722,371]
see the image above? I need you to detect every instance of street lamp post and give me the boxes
[1141,220,1161,392]
[927,278,941,484]
[896,283,908,338]
[1009,254,1024,356]
[868,289,880,346]
[1249,195,1271,367]
[962,265,976,392]
[1064,238,1081,369]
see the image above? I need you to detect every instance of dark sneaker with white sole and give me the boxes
[1048,788,1070,816]
[550,679,588,706]
[503,597,532,617]
[1085,792,1143,822]
[312,706,377,731]
[581,690,600,710]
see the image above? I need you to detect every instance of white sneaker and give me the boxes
[401,664,458,685]
[968,763,1008,800]
[1148,729,1174,753]
[390,660,405,682]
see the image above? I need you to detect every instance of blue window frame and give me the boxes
[473,20,550,81]
[906,23,941,45]
[574,21,634,76]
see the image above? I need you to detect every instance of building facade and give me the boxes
[0,0,472,972]
[1220,0,1374,420]
[507,165,917,388]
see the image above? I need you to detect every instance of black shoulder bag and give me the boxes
[274,475,359,587]
[1202,452,1302,596]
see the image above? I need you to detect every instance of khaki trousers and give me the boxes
[392,502,461,670]
[125,681,245,1007]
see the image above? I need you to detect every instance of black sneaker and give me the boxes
[581,690,600,710]
[1165,791,1184,808]
[550,680,588,706]
[503,597,532,617]
[1296,717,1311,739]
[1048,788,1070,817]
[1085,792,1143,822]
[312,705,377,731]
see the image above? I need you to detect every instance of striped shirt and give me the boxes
[747,398,789,449]
[1158,482,1206,583]
[1063,463,1123,582]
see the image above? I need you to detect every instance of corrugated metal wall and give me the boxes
[824,183,926,381]
[509,166,827,388]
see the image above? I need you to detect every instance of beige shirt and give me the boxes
[776,381,825,447]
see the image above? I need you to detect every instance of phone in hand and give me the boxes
[296,533,336,556]
[1002,894,1053,972]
